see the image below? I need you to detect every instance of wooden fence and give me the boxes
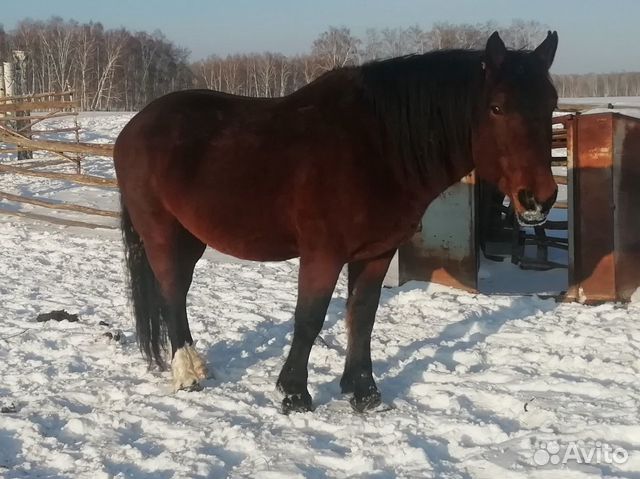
[0,89,117,229]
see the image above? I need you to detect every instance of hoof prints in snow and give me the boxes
[2,220,640,478]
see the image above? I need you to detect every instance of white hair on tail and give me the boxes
[171,345,208,392]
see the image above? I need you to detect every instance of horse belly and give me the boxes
[174,202,299,262]
[207,229,298,262]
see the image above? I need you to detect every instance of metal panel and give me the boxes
[567,112,640,302]
[398,173,478,291]
[566,115,578,300]
[567,113,616,302]
[613,115,640,300]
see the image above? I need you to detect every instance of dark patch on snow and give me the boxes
[36,310,79,323]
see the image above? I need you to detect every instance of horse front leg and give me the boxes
[340,249,395,412]
[277,255,342,414]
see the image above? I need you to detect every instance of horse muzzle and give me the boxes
[515,188,557,226]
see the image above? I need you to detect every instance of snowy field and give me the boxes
[1,104,640,478]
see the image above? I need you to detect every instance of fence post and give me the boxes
[3,62,14,97]
[13,51,32,160]
[0,63,5,126]
[2,61,16,158]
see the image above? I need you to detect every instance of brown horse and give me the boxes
[114,31,559,413]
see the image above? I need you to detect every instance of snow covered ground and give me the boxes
[1,108,640,478]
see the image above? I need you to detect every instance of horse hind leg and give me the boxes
[163,289,209,392]
[154,229,209,392]
[121,206,207,390]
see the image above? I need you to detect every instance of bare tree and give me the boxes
[257,53,275,97]
[91,28,126,109]
[39,17,77,91]
[405,25,430,54]
[74,22,99,109]
[223,55,241,94]
[503,19,547,50]
[312,26,360,71]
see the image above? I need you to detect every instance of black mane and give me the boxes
[359,50,487,183]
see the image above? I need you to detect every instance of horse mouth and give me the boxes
[516,211,548,227]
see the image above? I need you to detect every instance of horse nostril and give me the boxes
[517,189,536,211]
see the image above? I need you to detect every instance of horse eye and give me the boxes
[491,105,503,115]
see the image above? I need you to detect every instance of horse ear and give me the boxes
[534,31,558,70]
[485,31,507,70]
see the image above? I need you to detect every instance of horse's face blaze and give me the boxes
[473,31,560,225]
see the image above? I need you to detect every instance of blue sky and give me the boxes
[3,0,639,74]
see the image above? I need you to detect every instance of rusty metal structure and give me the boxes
[566,112,640,302]
[396,111,640,303]
[397,173,478,291]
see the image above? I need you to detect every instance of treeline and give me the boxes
[191,20,556,98]
[0,18,192,110]
[554,73,640,98]
[1,17,638,111]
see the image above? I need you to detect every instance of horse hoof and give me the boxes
[172,345,208,392]
[350,391,382,413]
[281,392,313,415]
[184,381,204,392]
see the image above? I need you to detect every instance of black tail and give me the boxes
[121,200,167,369]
